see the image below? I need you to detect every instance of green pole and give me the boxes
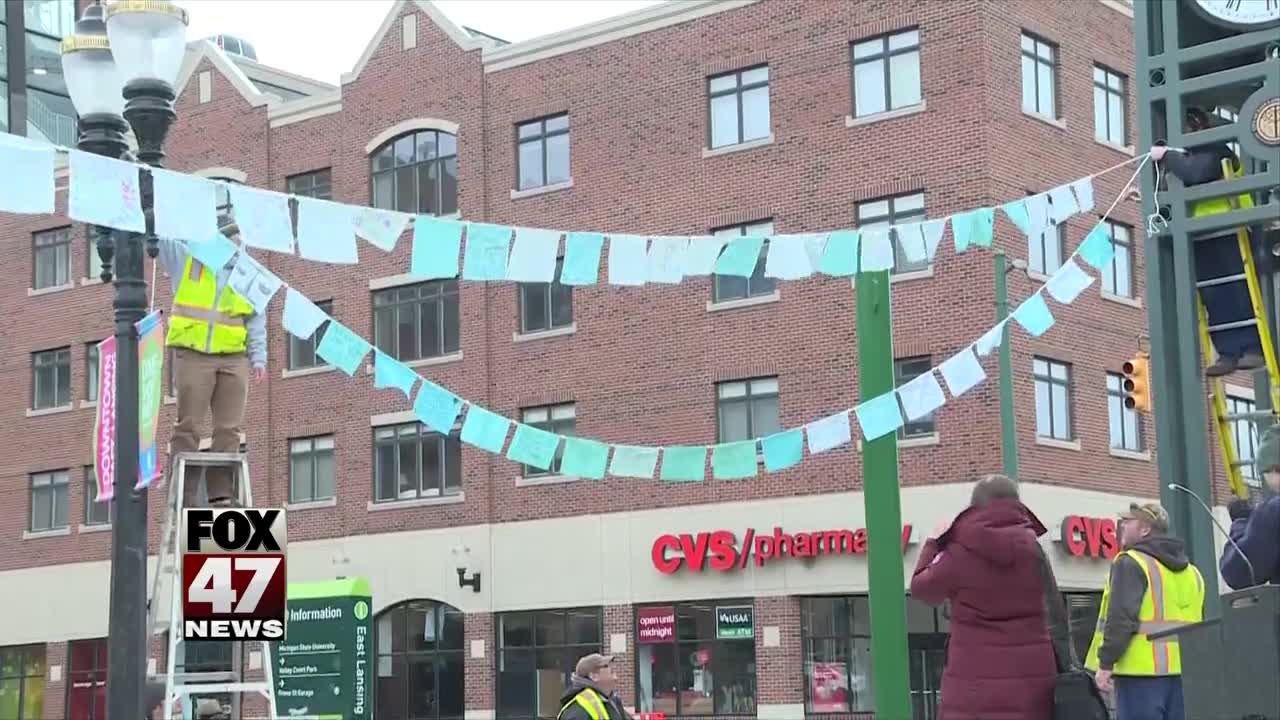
[857,269,912,720]
[995,252,1018,478]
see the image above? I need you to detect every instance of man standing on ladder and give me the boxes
[158,215,267,508]
[1150,106,1261,377]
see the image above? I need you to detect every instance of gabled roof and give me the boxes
[342,0,484,85]
[173,39,275,109]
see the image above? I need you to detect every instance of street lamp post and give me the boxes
[61,3,189,720]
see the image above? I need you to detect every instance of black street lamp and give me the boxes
[60,3,188,720]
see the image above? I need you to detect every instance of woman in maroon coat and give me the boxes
[910,475,1056,720]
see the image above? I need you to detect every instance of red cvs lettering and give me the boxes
[1060,516,1118,559]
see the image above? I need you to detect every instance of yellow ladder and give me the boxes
[1196,159,1278,499]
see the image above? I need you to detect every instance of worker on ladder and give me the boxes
[1150,106,1261,377]
[157,214,268,508]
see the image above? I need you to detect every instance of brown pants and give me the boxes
[170,348,248,505]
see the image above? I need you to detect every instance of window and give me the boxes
[84,466,110,526]
[856,192,928,273]
[1034,357,1072,440]
[286,168,333,200]
[635,601,757,716]
[87,227,104,281]
[376,600,465,720]
[712,220,775,302]
[518,258,573,334]
[894,357,936,438]
[24,1,76,38]
[373,423,462,502]
[0,645,46,720]
[85,343,100,403]
[32,347,71,410]
[851,29,921,118]
[288,299,333,370]
[1063,593,1103,663]
[1106,373,1143,452]
[371,131,459,215]
[1030,224,1065,276]
[1101,221,1133,298]
[25,26,76,147]
[717,377,780,444]
[174,642,232,717]
[708,65,770,149]
[289,435,335,503]
[1020,33,1057,118]
[373,282,460,362]
[801,597,872,713]
[30,470,69,532]
[497,608,602,720]
[1093,65,1127,145]
[516,114,570,190]
[33,226,71,290]
[66,638,108,720]
[1228,394,1260,485]
[520,404,575,477]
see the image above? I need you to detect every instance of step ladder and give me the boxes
[1196,158,1275,500]
[146,452,279,720]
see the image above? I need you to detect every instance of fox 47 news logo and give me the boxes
[182,508,287,641]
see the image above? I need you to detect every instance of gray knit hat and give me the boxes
[1256,422,1280,476]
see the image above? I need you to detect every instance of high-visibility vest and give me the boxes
[557,688,613,720]
[165,256,257,355]
[1190,157,1254,219]
[1084,549,1205,676]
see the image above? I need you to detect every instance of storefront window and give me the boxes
[1064,593,1103,661]
[635,601,757,717]
[0,644,46,720]
[801,597,872,713]
[66,638,108,720]
[497,607,603,719]
[375,600,466,720]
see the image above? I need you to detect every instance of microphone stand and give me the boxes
[1167,483,1257,588]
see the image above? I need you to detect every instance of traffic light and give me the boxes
[1122,352,1151,413]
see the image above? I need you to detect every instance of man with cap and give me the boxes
[1149,106,1262,377]
[1085,503,1206,720]
[557,653,630,720]
[1221,423,1280,589]
[157,214,267,508]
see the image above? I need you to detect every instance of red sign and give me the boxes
[1059,515,1119,560]
[652,525,914,574]
[182,508,288,640]
[637,606,676,644]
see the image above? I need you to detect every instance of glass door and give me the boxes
[908,634,947,720]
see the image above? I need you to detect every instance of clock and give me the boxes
[1188,0,1280,30]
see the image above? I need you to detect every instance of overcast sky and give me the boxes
[180,0,666,85]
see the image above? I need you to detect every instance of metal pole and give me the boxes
[856,269,912,720]
[995,252,1018,479]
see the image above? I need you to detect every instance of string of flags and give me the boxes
[0,133,1143,287]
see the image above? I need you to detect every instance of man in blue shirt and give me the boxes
[1221,423,1280,589]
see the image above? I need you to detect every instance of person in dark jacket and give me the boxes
[558,654,630,720]
[1150,106,1262,376]
[910,474,1056,720]
[1222,422,1280,589]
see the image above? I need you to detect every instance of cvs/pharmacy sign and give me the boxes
[652,525,914,574]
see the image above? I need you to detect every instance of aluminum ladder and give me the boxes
[146,451,279,720]
[1196,158,1275,500]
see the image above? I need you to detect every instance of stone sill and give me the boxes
[27,405,73,418]
[899,433,940,448]
[1023,109,1066,131]
[80,400,98,409]
[28,283,74,297]
[702,134,774,159]
[364,351,464,375]
[1035,436,1081,451]
[80,277,105,287]
[845,101,927,128]
[23,527,71,540]
[706,291,781,312]
[285,497,337,511]
[515,474,579,487]
[78,523,112,534]
[367,493,465,512]
[1101,291,1142,309]
[851,266,935,289]
[1094,138,1136,157]
[282,364,336,379]
[1110,448,1151,462]
[513,323,576,343]
[511,179,573,200]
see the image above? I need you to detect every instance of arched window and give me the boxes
[376,599,466,720]
[371,131,458,216]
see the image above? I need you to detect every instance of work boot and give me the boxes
[1206,355,1239,377]
[1238,352,1266,371]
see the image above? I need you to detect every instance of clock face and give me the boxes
[1192,0,1280,26]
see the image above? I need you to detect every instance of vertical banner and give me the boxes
[93,336,118,502]
[136,311,165,489]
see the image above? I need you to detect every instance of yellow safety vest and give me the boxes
[1190,157,1254,219]
[165,256,257,355]
[557,688,613,720]
[1084,549,1205,676]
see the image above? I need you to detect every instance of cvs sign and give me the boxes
[1059,515,1118,560]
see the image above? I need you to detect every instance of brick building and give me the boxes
[0,1,1251,719]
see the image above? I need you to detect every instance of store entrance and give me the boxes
[908,633,947,720]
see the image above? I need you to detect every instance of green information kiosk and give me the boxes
[271,577,374,720]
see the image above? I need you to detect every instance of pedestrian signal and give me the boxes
[1122,353,1151,413]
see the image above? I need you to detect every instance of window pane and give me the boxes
[419,161,439,216]
[373,172,394,210]
[441,157,459,215]
[1035,380,1051,436]
[1108,395,1124,448]
[740,66,768,85]
[854,60,887,117]
[520,284,550,333]
[393,135,415,165]
[545,114,569,133]
[1113,244,1132,297]
[395,166,416,213]
[1123,406,1140,450]
[416,131,438,162]
[1037,62,1055,116]
[852,38,882,59]
[889,30,918,51]
[518,139,543,190]
[1051,384,1070,438]
[708,74,736,93]
[375,442,397,500]
[290,453,313,502]
[1094,86,1108,139]
[714,274,748,302]
[751,395,780,438]
[1021,56,1037,113]
[720,402,750,443]
[888,51,921,109]
[546,133,571,185]
[1108,94,1125,144]
[709,94,738,148]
